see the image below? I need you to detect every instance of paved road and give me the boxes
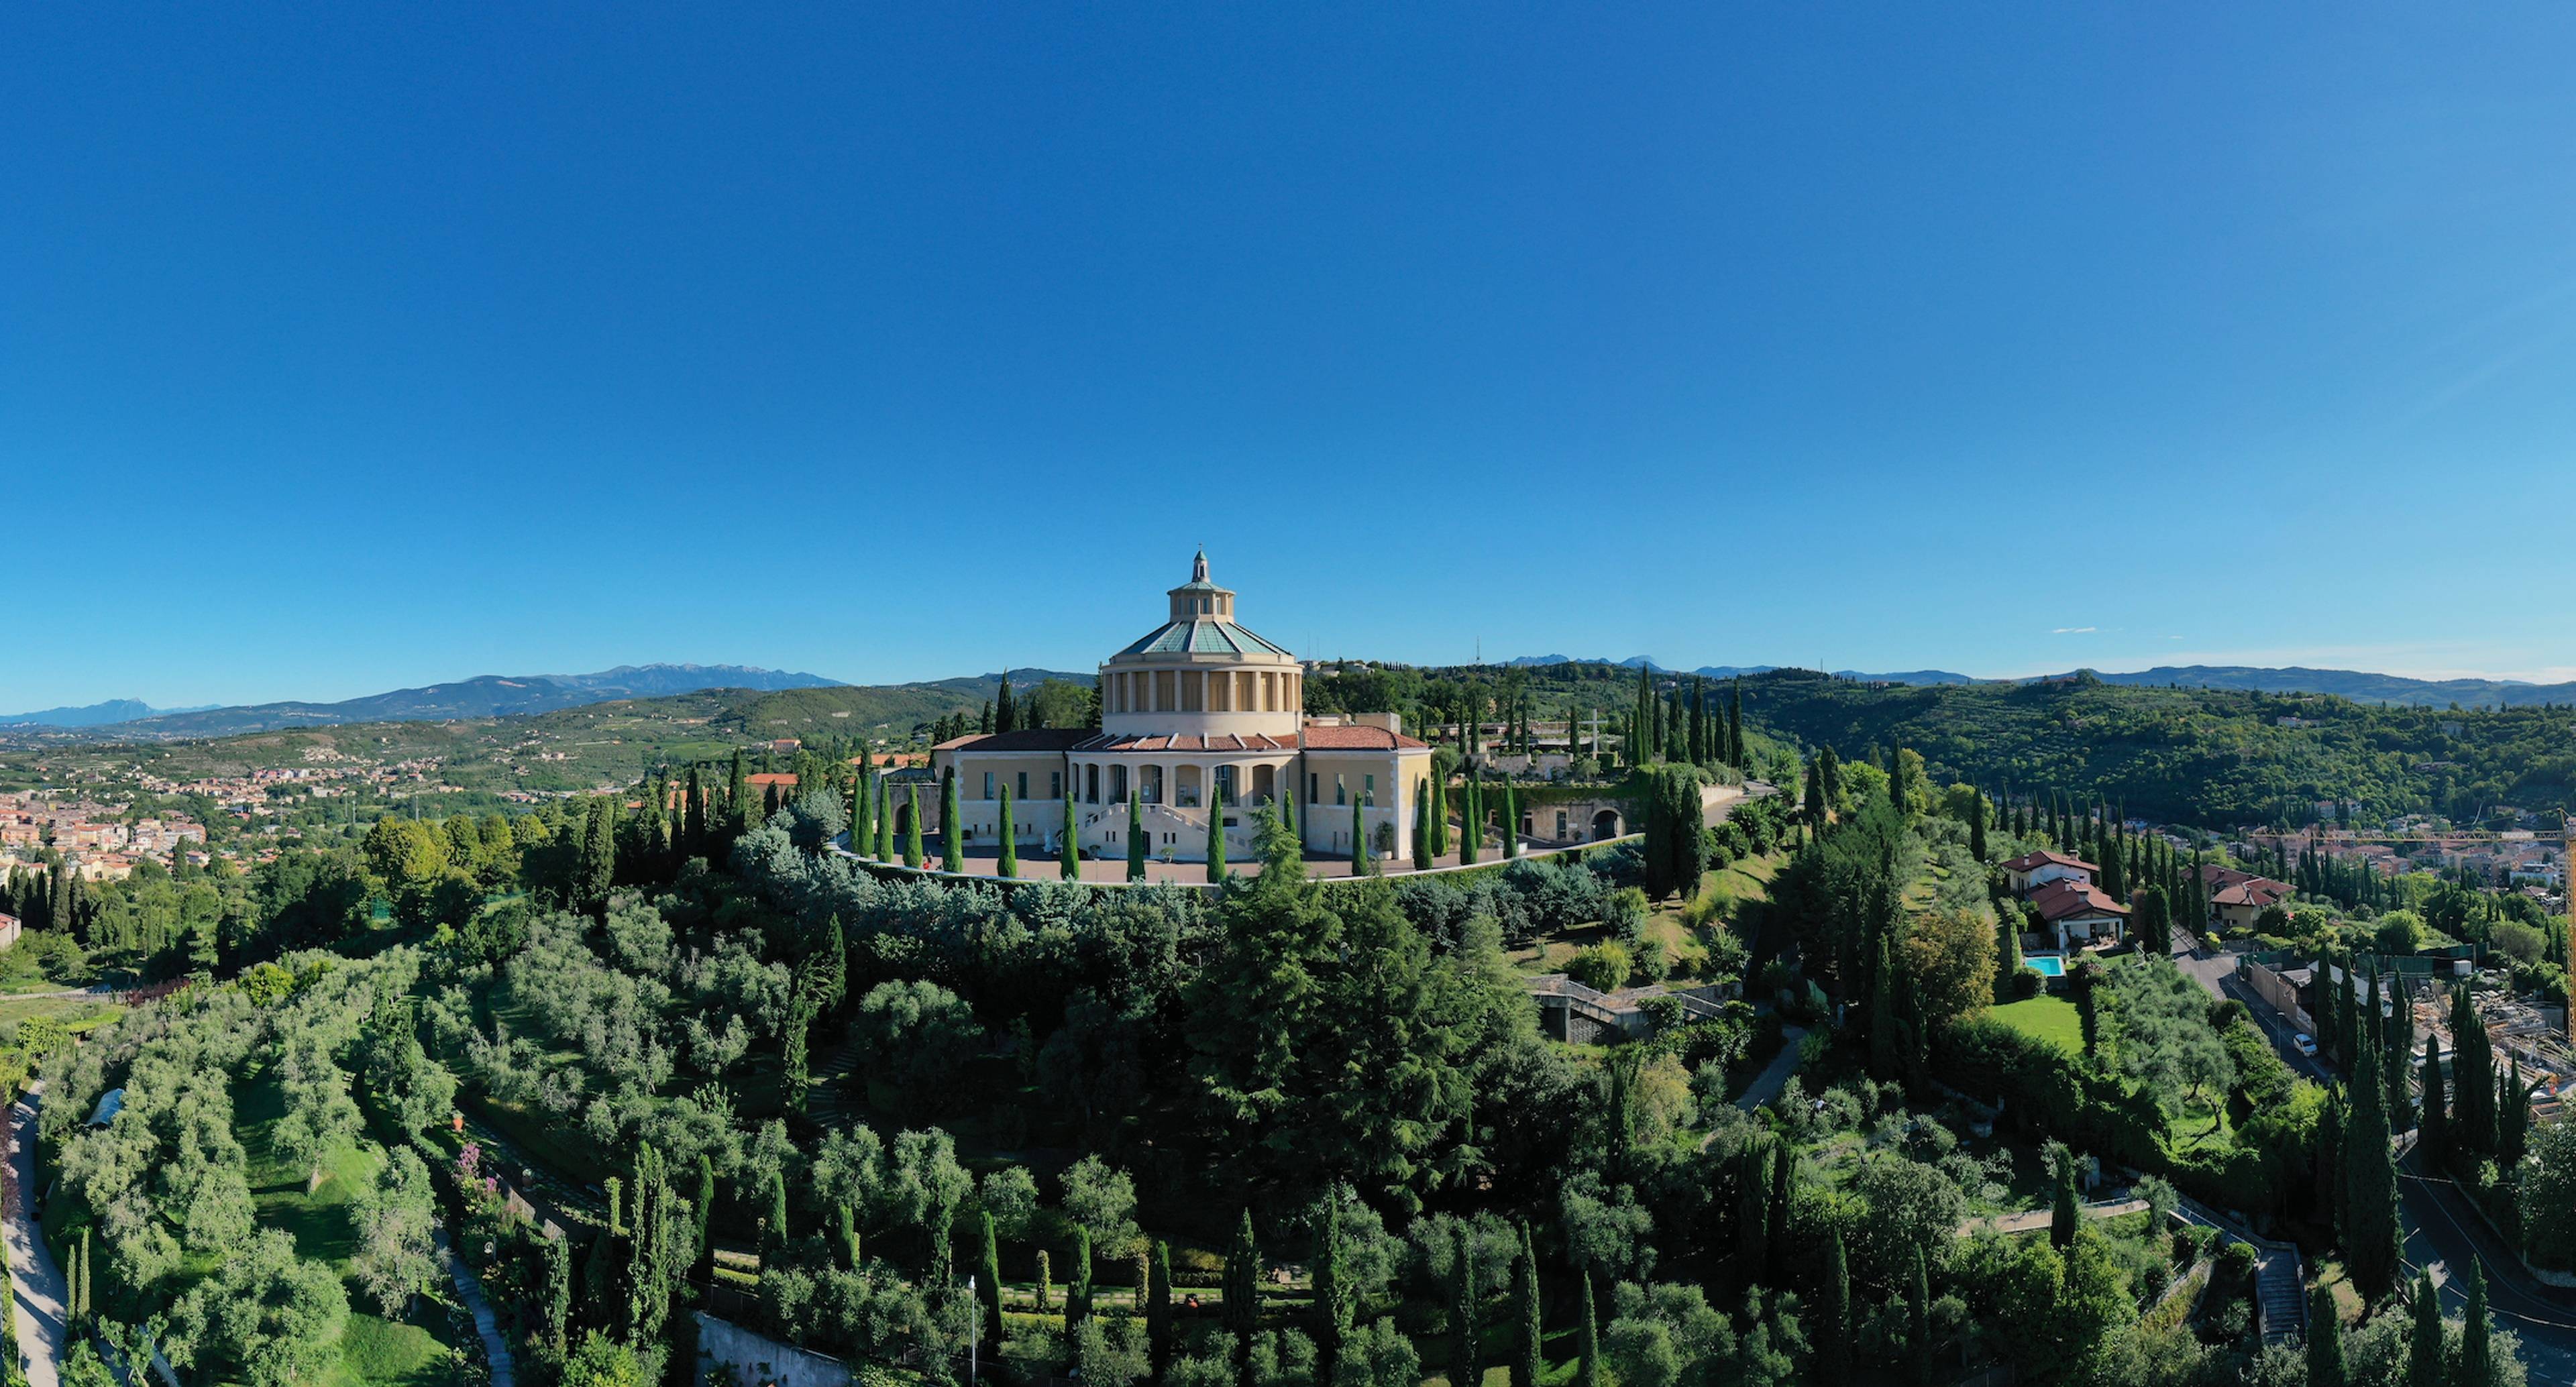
[436,1227,515,1387]
[6,1086,67,1387]
[1733,1025,1808,1111]
[1959,1197,2147,1237]
[2201,938,2576,1375]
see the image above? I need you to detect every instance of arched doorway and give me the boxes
[895,801,914,840]
[1591,809,1621,841]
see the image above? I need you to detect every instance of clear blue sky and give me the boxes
[9,5,2575,712]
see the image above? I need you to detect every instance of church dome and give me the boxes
[1098,553,1302,738]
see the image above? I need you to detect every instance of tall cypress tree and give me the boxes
[978,1211,1006,1342]
[1350,795,1368,877]
[2308,1284,2346,1387]
[1413,778,1432,871]
[2050,1145,2081,1249]
[1226,1211,1260,1387]
[995,673,1017,733]
[1511,1223,1541,1387]
[2419,1032,2449,1170]
[2500,1058,2529,1168]
[876,775,895,861]
[1430,778,1449,858]
[2345,1039,2402,1305]
[1061,791,1080,880]
[1128,789,1147,882]
[2451,985,2496,1158]
[1460,771,1482,867]
[1501,781,1519,858]
[904,784,925,868]
[1969,788,1990,863]
[1068,1225,1094,1339]
[1148,1240,1175,1375]
[941,767,965,872]
[997,783,1018,879]
[1450,1235,1480,1387]
[1765,1141,1793,1284]
[1909,1247,1933,1387]
[1312,1190,1349,1387]
[1208,801,1228,883]
[1817,1228,1852,1385]
[2408,1270,2443,1387]
[2457,1258,2491,1387]
[1728,679,1746,767]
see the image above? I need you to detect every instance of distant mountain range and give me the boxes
[0,698,226,728]
[1503,656,2574,707]
[1,664,843,738]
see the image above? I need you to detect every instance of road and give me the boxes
[2188,933,2576,1376]
[1733,1025,1807,1111]
[6,1085,67,1387]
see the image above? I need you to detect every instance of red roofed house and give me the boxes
[2200,865,2294,934]
[2028,879,2131,951]
[0,912,19,950]
[926,553,1433,863]
[2002,850,2097,895]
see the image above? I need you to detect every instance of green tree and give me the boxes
[1312,1189,1350,1387]
[2049,1143,2080,1250]
[1148,1240,1175,1374]
[2308,1284,2346,1387]
[2455,1258,2490,1387]
[1412,779,1432,871]
[1068,1225,1095,1340]
[1128,789,1147,882]
[997,783,1018,878]
[1450,1236,1479,1387]
[1511,1223,1541,1387]
[1909,1247,1933,1386]
[1968,788,1989,863]
[2345,1038,2402,1305]
[1460,771,1482,867]
[941,767,965,872]
[1350,795,1368,877]
[1208,801,1228,883]
[978,1211,1004,1342]
[1575,1267,1601,1387]
[1428,778,1448,858]
[2420,1032,2449,1170]
[850,775,871,857]
[1642,765,1703,900]
[1225,1210,1260,1386]
[1061,791,1080,879]
[1817,1228,1851,1385]
[2410,1270,2444,1387]
[904,784,924,868]
[1501,781,1519,858]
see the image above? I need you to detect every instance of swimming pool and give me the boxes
[2026,954,2067,978]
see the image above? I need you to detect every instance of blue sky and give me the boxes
[7,5,2576,711]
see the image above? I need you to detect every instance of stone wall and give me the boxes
[696,1312,855,1387]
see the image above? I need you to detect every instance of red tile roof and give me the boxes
[2212,879,2292,909]
[934,729,1097,753]
[1300,725,1430,751]
[2028,878,2131,923]
[2002,850,2096,874]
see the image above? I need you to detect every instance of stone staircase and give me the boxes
[2169,1192,2305,1346]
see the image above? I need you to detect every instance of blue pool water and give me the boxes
[2027,954,2067,978]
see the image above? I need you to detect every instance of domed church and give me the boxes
[930,552,1431,865]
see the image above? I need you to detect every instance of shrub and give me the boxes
[1569,943,1633,994]
[2009,966,2043,999]
[1605,887,1650,946]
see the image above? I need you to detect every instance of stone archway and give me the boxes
[1591,809,1621,840]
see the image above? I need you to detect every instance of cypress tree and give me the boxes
[996,673,1017,733]
[2451,985,2496,1158]
[1868,940,1900,1081]
[904,785,925,867]
[2408,1270,2443,1387]
[767,1168,790,1252]
[1511,1223,1541,1387]
[1575,1267,1600,1387]
[545,1226,572,1350]
[1460,771,1481,867]
[2050,1146,2080,1249]
[1350,795,1368,877]
[979,1211,1005,1342]
[1450,1236,1480,1387]
[728,749,748,830]
[1312,1190,1349,1387]
[2346,1038,2402,1305]
[1969,788,1989,863]
[2419,1032,2449,1170]
[2457,1258,2491,1387]
[2308,1284,2346,1387]
[941,766,964,872]
[76,1229,90,1329]
[875,775,894,860]
[1430,778,1449,858]
[1728,679,1745,767]
[2500,1058,2529,1168]
[1634,663,1656,764]
[1148,1240,1175,1375]
[850,775,870,856]
[1037,1250,1052,1311]
[1413,778,1432,871]
[998,783,1018,879]
[1128,789,1147,882]
[1208,801,1228,883]
[1734,1140,1770,1285]
[1068,1225,1093,1337]
[1226,1211,1260,1387]
[835,1203,859,1270]
[1501,781,1519,858]
[1061,790,1080,879]
[1817,1229,1851,1386]
[1765,1140,1792,1284]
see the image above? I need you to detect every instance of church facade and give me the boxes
[930,553,1432,864]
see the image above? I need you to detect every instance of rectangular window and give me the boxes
[1309,773,1319,804]
[981,772,994,799]
[1050,772,1062,800]
[1364,774,1375,804]
[1017,771,1028,799]
[1335,775,1346,807]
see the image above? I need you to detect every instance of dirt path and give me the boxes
[7,1085,68,1387]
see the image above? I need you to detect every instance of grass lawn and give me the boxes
[1988,995,2083,1055]
[235,1063,470,1386]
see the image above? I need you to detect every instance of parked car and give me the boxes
[2293,1033,2317,1057]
